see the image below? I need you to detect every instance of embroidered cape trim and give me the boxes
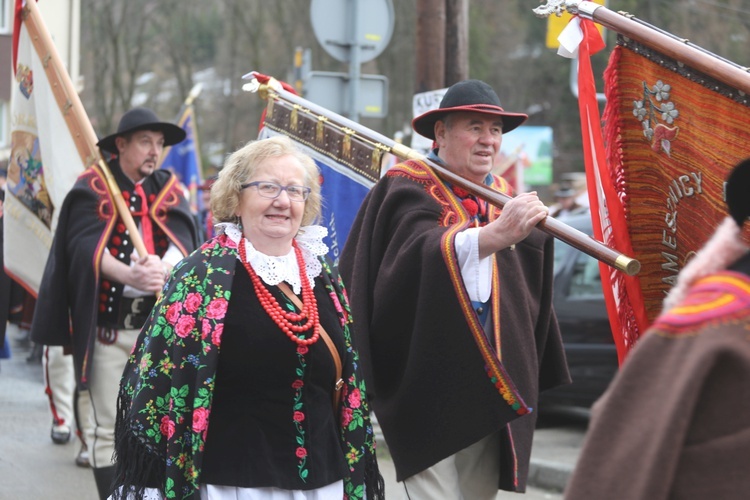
[655,272,750,334]
[388,160,529,415]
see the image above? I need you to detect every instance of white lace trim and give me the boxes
[216,223,329,293]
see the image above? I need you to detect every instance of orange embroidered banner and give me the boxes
[602,36,750,329]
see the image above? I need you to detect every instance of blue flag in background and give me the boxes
[258,127,375,266]
[159,105,203,213]
[313,157,372,265]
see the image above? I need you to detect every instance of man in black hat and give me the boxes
[340,80,569,498]
[549,186,588,219]
[31,107,199,499]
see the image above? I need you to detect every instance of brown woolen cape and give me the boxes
[339,160,570,490]
[565,271,750,500]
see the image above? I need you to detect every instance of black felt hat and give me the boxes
[726,158,750,228]
[412,80,528,140]
[97,107,186,153]
[554,187,578,198]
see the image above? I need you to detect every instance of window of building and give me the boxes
[0,0,11,34]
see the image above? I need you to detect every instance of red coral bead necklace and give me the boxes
[238,239,320,346]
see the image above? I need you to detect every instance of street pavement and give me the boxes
[1,327,582,499]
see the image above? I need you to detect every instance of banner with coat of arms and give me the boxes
[556,8,750,362]
[5,0,87,294]
[601,35,750,339]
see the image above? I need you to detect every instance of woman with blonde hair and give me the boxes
[110,135,383,500]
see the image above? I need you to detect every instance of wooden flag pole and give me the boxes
[22,0,149,258]
[245,73,640,276]
[534,0,750,95]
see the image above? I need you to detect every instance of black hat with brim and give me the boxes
[726,157,750,228]
[555,188,578,198]
[97,107,186,154]
[412,80,528,140]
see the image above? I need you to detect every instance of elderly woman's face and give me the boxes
[237,154,307,255]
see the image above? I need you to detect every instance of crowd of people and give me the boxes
[1,77,748,500]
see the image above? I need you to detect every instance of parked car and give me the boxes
[539,212,619,412]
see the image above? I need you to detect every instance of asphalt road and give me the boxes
[1,325,571,499]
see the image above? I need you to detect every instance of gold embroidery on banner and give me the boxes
[371,148,382,173]
[316,117,328,144]
[371,143,390,174]
[342,128,354,159]
[290,105,300,131]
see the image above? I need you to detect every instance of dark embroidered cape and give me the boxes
[30,162,199,388]
[339,160,570,490]
[566,270,750,500]
[111,235,383,500]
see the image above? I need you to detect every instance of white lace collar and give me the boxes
[216,222,329,293]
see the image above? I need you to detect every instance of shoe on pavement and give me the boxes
[51,424,71,444]
[75,443,90,468]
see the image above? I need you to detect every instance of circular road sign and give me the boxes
[310,0,394,63]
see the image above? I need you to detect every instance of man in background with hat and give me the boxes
[31,107,199,498]
[340,80,569,498]
[549,186,588,219]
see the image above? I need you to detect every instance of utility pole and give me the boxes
[415,0,446,93]
[415,0,468,93]
[445,0,469,85]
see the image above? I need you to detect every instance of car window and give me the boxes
[552,214,591,274]
[553,239,573,272]
[569,251,602,298]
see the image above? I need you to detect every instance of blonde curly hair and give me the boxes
[210,135,321,227]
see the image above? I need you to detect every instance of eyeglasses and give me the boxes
[241,181,311,202]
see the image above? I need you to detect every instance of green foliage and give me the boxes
[176,9,221,66]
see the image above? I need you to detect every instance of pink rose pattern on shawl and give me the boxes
[184,292,202,314]
[121,237,233,498]
[119,238,377,500]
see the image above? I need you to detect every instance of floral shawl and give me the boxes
[112,234,383,500]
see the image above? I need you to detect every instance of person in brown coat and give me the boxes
[341,79,570,499]
[565,158,750,500]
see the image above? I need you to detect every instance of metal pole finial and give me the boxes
[533,0,574,18]
[533,1,600,20]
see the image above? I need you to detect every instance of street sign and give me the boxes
[310,0,394,63]
[304,71,388,118]
[410,87,448,154]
